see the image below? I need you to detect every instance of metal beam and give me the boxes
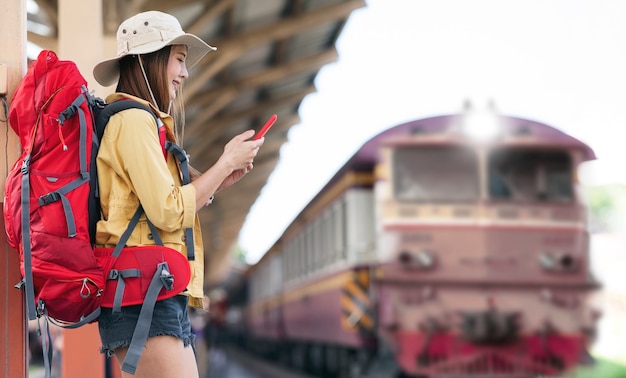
[186,0,366,97]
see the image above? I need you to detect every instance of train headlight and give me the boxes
[461,100,501,141]
[538,252,578,272]
[399,249,436,270]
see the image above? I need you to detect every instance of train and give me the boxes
[220,104,601,378]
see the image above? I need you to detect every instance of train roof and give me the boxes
[350,114,596,169]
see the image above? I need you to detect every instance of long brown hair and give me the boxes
[116,46,200,179]
[116,46,185,143]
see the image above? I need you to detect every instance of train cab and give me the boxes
[373,111,600,376]
[235,107,601,378]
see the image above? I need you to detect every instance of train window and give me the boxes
[290,240,296,280]
[313,219,321,270]
[315,220,321,270]
[283,244,289,281]
[306,227,314,274]
[393,146,479,202]
[333,206,339,260]
[340,200,348,260]
[488,149,573,202]
[286,240,294,281]
[326,210,336,263]
[294,234,300,277]
[299,232,305,276]
[322,211,332,266]
[302,231,307,275]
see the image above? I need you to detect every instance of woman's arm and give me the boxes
[191,129,263,210]
[108,110,195,230]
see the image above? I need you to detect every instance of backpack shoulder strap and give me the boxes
[95,99,169,160]
[95,100,195,260]
[95,100,158,140]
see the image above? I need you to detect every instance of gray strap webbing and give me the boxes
[109,205,172,373]
[37,90,90,237]
[164,141,191,184]
[112,207,144,258]
[164,141,194,260]
[20,155,37,320]
[40,316,53,378]
[108,269,141,313]
[121,262,169,374]
[146,216,164,245]
[37,176,86,237]
[106,206,162,315]
[111,206,163,257]
[58,89,89,180]
[45,299,101,329]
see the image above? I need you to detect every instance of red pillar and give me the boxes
[0,213,27,377]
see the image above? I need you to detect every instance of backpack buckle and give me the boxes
[20,156,30,175]
[108,269,119,280]
[159,263,174,291]
[39,192,61,206]
[36,300,46,317]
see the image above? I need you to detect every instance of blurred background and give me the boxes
[239,0,626,263]
[19,0,626,377]
[237,1,626,374]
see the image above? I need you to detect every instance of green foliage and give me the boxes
[231,243,248,264]
[582,184,626,233]
[567,357,626,378]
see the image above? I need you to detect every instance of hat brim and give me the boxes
[93,33,216,87]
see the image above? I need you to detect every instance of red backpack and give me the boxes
[4,49,193,375]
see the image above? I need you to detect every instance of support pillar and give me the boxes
[0,0,28,377]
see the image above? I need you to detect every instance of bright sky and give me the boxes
[239,0,626,264]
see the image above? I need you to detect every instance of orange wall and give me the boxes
[0,207,27,377]
[62,325,105,378]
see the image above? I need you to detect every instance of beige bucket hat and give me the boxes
[93,11,216,87]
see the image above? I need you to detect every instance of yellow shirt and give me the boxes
[95,93,205,308]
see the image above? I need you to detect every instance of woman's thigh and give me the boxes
[99,295,198,377]
[115,335,199,378]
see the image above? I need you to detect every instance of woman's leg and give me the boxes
[115,335,199,378]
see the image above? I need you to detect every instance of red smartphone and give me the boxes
[254,114,277,140]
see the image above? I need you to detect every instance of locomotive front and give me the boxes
[372,112,600,377]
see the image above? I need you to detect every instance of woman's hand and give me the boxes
[193,130,264,209]
[215,130,263,190]
[217,163,254,191]
[218,130,263,172]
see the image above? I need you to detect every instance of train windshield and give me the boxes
[393,146,479,202]
[488,148,573,202]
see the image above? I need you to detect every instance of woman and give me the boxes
[92,11,263,377]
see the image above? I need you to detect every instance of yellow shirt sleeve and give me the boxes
[100,108,197,230]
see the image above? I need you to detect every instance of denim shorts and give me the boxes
[98,295,195,356]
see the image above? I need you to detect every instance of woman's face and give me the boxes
[167,45,189,101]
